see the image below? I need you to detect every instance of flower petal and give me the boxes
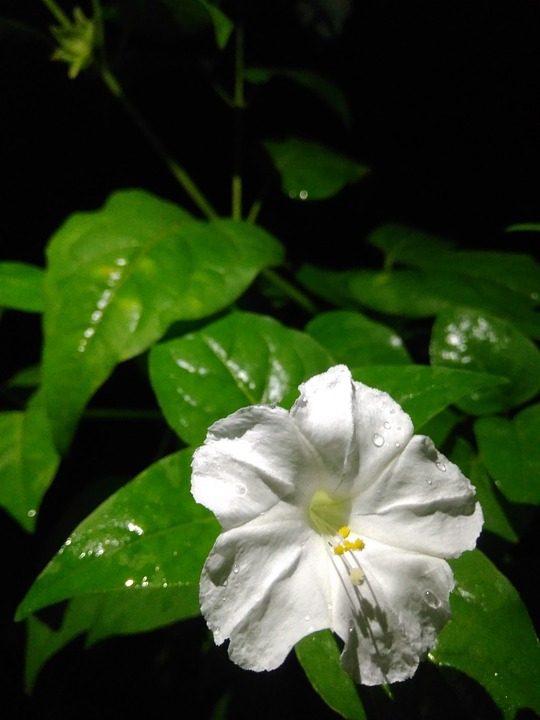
[291,366,414,494]
[200,515,333,671]
[192,405,326,530]
[354,435,483,557]
[192,365,483,686]
[333,541,454,685]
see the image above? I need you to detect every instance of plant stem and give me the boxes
[262,268,318,316]
[231,24,245,220]
[99,65,218,220]
[42,0,70,27]
[246,198,262,224]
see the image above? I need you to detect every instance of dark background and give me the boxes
[1,1,539,718]
[2,0,540,266]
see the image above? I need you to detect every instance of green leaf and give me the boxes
[370,223,540,305]
[429,252,539,308]
[295,630,367,720]
[42,189,284,451]
[368,223,454,266]
[200,0,233,48]
[244,67,351,126]
[149,310,335,446]
[505,222,540,232]
[297,266,448,317]
[0,261,44,312]
[430,307,540,415]
[0,391,60,532]
[262,137,369,201]
[474,404,540,504]
[25,602,94,692]
[24,586,204,691]
[417,407,461,448]
[160,0,233,48]
[350,365,506,430]
[5,364,41,389]
[297,265,540,337]
[306,310,411,366]
[450,436,518,543]
[430,550,540,719]
[16,450,219,620]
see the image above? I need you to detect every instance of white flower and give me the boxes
[191,365,483,685]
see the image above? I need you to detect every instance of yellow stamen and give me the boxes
[309,492,364,563]
[333,536,365,555]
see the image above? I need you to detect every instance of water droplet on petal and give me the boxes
[436,461,447,472]
[424,590,442,609]
[383,421,391,429]
[372,433,384,447]
[395,442,401,448]
[233,565,239,574]
[425,477,432,485]
[222,579,228,586]
[304,614,311,621]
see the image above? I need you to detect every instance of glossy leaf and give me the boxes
[369,223,540,304]
[295,630,367,720]
[16,449,219,619]
[0,261,44,312]
[244,67,351,125]
[306,310,411,366]
[149,311,335,446]
[263,137,369,201]
[474,404,540,504]
[297,266,447,317]
[41,189,284,451]
[0,391,60,532]
[430,307,540,415]
[350,365,506,430]
[431,550,540,719]
[297,265,540,336]
[450,436,518,543]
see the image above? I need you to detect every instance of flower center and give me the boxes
[308,490,365,584]
[309,489,350,535]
